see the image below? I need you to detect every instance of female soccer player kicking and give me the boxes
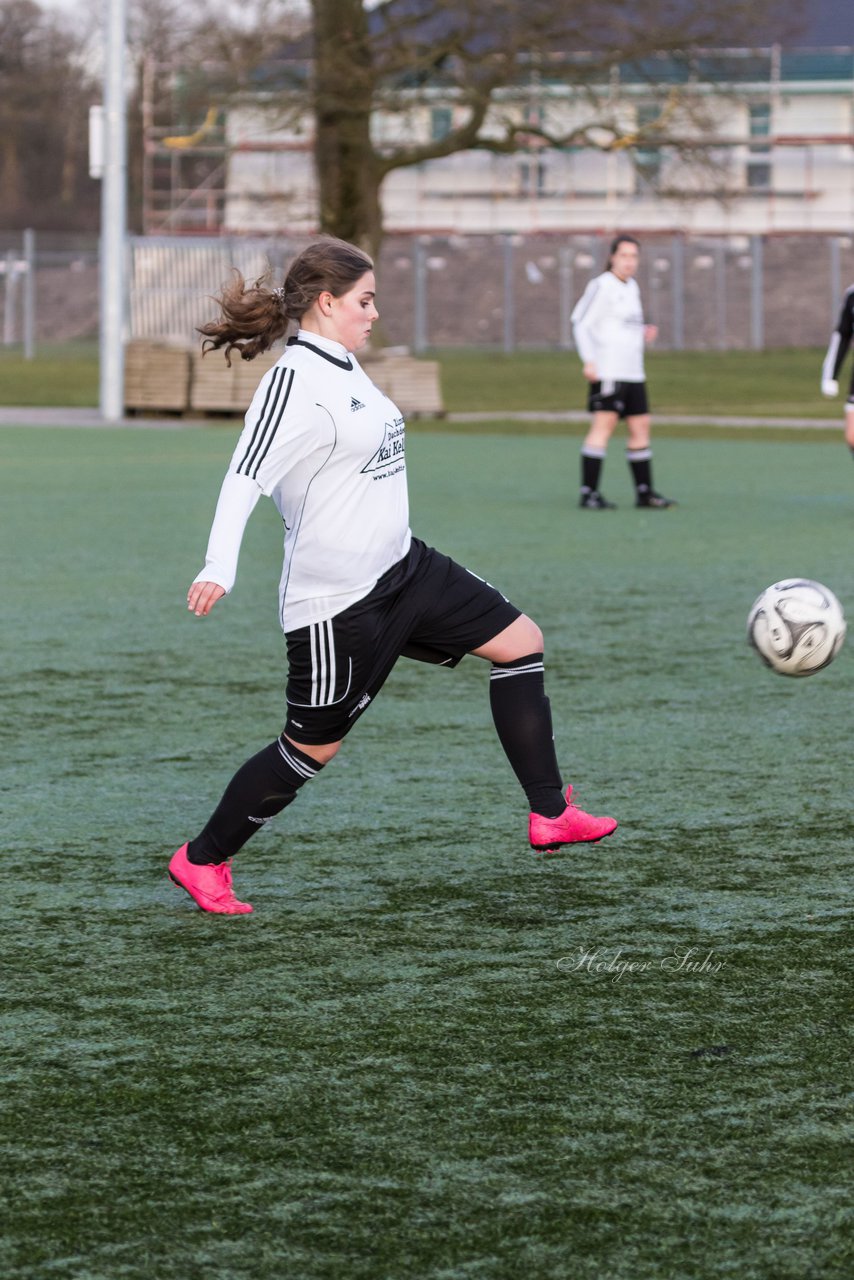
[168,237,617,914]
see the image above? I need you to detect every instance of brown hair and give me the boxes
[606,234,640,271]
[198,236,374,364]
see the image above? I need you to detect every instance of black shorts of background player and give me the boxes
[166,236,618,915]
[587,380,649,419]
[820,283,854,461]
[571,235,676,511]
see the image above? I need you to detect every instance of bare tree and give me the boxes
[0,0,99,230]
[304,0,803,256]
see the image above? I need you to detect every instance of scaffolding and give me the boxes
[141,58,229,235]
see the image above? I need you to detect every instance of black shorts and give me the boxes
[283,538,521,743]
[587,380,649,418]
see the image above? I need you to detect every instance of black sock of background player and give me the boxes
[580,448,605,493]
[187,738,324,863]
[626,447,653,495]
[489,653,565,818]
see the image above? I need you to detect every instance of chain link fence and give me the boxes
[2,230,852,355]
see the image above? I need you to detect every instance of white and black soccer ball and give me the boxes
[747,579,846,677]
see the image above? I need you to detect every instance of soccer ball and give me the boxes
[747,579,846,677]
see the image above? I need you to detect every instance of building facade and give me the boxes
[219,47,854,239]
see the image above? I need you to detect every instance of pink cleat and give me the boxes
[168,843,253,914]
[528,785,618,853]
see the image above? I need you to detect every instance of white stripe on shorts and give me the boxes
[309,619,337,705]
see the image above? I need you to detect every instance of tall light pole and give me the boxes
[99,0,128,423]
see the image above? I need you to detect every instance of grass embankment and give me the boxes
[438,347,837,419]
[0,343,839,420]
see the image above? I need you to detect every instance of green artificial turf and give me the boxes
[1,426,852,1279]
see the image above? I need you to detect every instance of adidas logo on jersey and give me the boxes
[350,397,366,412]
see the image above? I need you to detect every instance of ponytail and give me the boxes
[198,236,374,364]
[198,271,289,365]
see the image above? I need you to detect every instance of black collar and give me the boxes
[287,336,353,370]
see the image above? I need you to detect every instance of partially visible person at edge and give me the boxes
[167,236,617,914]
[570,234,676,511]
[820,282,854,462]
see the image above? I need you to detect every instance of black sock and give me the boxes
[489,652,565,817]
[580,448,605,494]
[627,448,653,495]
[188,737,324,863]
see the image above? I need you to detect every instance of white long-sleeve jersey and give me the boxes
[193,330,411,633]
[571,271,646,382]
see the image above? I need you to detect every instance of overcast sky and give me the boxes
[35,0,854,43]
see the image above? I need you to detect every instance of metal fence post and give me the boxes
[503,234,515,353]
[558,245,574,350]
[715,239,727,350]
[23,228,36,359]
[3,250,17,346]
[829,235,841,324]
[750,235,764,350]
[413,237,428,353]
[671,235,685,350]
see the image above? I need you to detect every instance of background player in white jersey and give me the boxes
[820,283,854,462]
[167,237,617,914]
[571,235,675,511]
